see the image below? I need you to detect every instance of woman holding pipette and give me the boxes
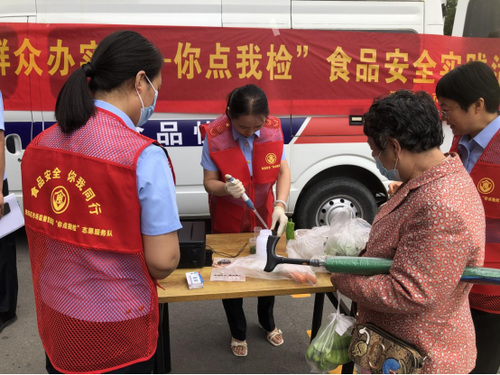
[200,84,290,357]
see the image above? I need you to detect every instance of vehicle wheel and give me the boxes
[294,176,377,229]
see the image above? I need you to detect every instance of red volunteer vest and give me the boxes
[22,108,162,373]
[451,130,500,313]
[200,115,283,233]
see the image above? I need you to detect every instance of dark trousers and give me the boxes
[470,308,500,374]
[0,179,18,321]
[222,296,275,341]
[46,353,154,374]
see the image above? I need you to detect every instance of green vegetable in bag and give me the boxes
[325,347,350,365]
[305,303,355,373]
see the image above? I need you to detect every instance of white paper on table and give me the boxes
[210,257,246,282]
[0,194,25,238]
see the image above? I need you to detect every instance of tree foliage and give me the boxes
[444,0,458,35]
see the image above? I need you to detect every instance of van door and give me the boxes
[34,0,223,26]
[0,0,36,20]
[292,0,426,32]
[1,2,38,204]
[221,0,291,28]
[4,111,44,199]
[285,0,445,227]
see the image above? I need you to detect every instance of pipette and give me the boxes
[227,176,269,229]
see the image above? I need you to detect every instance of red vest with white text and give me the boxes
[200,115,283,233]
[22,108,163,373]
[451,130,500,313]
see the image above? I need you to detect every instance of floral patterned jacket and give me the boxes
[332,154,485,373]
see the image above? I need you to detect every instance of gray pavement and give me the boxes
[1,229,333,374]
[3,229,500,374]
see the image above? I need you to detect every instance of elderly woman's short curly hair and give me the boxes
[363,89,444,153]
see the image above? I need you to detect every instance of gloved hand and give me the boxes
[224,174,245,199]
[271,205,288,236]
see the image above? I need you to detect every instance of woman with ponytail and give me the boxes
[22,30,181,374]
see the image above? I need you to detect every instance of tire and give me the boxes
[294,176,377,229]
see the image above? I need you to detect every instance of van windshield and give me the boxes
[463,0,500,37]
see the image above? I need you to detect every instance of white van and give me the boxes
[1,0,496,229]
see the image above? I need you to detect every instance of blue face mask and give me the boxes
[374,151,401,181]
[135,75,158,127]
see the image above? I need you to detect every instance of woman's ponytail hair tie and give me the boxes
[82,62,95,77]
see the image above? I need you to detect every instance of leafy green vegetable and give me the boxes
[306,329,351,373]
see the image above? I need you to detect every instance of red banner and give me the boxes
[0,23,499,115]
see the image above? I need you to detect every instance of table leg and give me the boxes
[310,293,325,341]
[326,292,339,310]
[326,292,352,316]
[154,303,171,374]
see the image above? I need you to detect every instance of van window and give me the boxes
[463,0,500,37]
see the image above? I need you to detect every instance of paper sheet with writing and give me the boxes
[0,194,25,238]
[210,257,246,282]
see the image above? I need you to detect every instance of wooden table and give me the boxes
[154,233,346,373]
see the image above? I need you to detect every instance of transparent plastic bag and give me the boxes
[305,293,356,373]
[285,209,370,273]
[224,255,317,285]
[324,208,371,257]
[285,226,329,277]
[286,225,330,260]
[283,263,317,285]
